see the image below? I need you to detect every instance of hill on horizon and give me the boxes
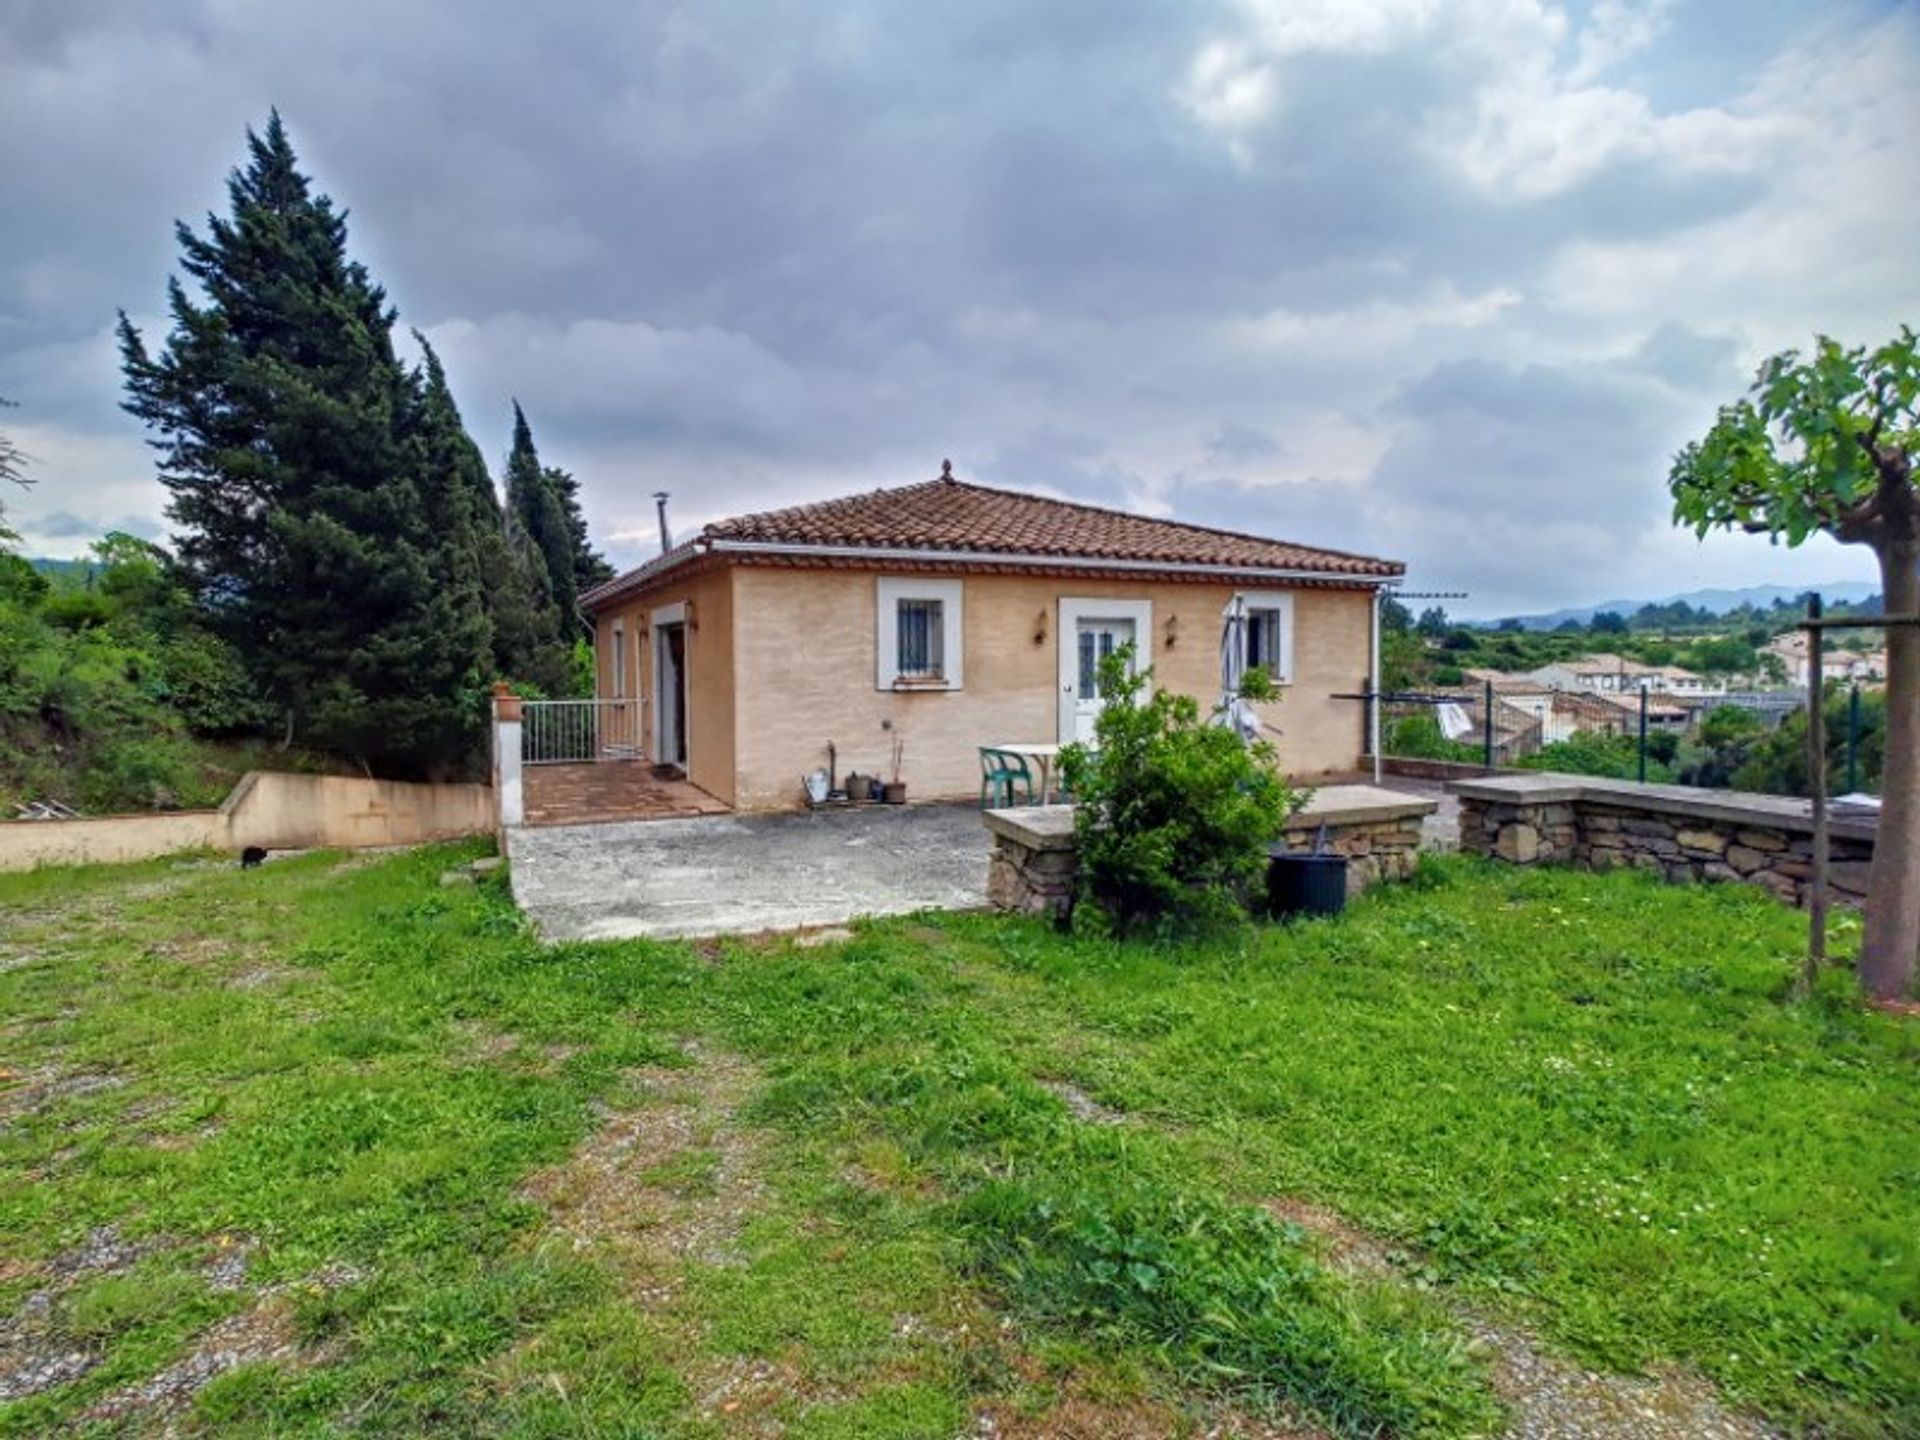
[1475,581,1882,631]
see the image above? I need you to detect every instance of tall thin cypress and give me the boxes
[504,402,581,635]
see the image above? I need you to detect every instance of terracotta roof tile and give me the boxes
[583,468,1401,609]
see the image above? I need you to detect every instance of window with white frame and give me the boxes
[877,578,964,689]
[610,620,626,697]
[1235,591,1294,685]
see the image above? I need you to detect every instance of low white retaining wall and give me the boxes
[0,771,494,873]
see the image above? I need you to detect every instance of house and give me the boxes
[577,465,1403,811]
[1765,631,1882,686]
[1523,654,1722,698]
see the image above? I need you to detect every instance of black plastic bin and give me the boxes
[1265,846,1348,919]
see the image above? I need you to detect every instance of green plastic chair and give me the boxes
[979,747,1036,809]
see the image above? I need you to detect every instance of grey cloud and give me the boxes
[1629,322,1745,391]
[0,0,1907,606]
[1203,422,1284,463]
[27,509,161,541]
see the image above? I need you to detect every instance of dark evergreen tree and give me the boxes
[409,340,570,692]
[543,462,614,591]
[504,402,581,635]
[118,112,491,775]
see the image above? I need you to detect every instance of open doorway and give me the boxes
[652,606,688,773]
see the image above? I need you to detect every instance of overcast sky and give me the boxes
[3,1,1915,615]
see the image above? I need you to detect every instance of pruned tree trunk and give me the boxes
[1860,535,1920,1000]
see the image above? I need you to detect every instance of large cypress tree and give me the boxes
[504,402,582,635]
[118,113,491,775]
[543,462,614,592]
[413,341,571,693]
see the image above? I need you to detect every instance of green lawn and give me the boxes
[0,846,1913,1436]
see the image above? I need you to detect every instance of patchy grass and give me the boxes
[0,847,1913,1436]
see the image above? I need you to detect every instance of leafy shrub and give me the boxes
[1517,731,1673,782]
[1060,648,1294,934]
[1384,710,1479,762]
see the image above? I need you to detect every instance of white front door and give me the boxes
[1057,598,1152,743]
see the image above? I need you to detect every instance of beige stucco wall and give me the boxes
[592,564,738,805]
[222,771,495,851]
[0,771,494,873]
[724,567,1374,811]
[0,810,228,872]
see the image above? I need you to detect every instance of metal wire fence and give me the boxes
[521,699,647,765]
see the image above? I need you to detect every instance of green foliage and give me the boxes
[118,114,502,776]
[966,1164,1496,1436]
[505,403,580,633]
[1677,634,1759,675]
[0,534,277,810]
[411,345,576,696]
[544,462,613,592]
[1061,649,1294,934]
[1518,732,1672,782]
[1670,327,1919,547]
[1236,663,1278,702]
[1384,711,1478,762]
[1726,687,1886,797]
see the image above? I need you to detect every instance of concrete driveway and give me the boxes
[507,803,992,941]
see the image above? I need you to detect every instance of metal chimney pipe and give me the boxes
[653,491,672,553]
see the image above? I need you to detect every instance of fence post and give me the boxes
[492,682,524,830]
[1846,680,1860,795]
[1482,678,1495,770]
[1803,594,1827,995]
[1637,683,1649,783]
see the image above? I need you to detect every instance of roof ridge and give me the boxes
[699,473,952,540]
[704,469,1398,571]
[935,474,1397,570]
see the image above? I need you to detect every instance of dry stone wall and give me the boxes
[984,785,1438,923]
[1455,775,1876,909]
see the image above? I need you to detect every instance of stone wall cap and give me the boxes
[1446,773,1588,804]
[1290,784,1439,828]
[984,804,1078,849]
[1448,772,1876,840]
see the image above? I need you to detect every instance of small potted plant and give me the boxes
[846,771,874,802]
[882,737,907,804]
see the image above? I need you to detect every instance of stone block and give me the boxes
[1828,861,1873,895]
[1585,812,1621,832]
[1724,845,1765,874]
[1734,829,1787,853]
[1495,823,1541,863]
[1702,862,1741,885]
[1676,829,1728,856]
[1621,818,1675,840]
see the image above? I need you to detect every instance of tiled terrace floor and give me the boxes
[521,761,729,827]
